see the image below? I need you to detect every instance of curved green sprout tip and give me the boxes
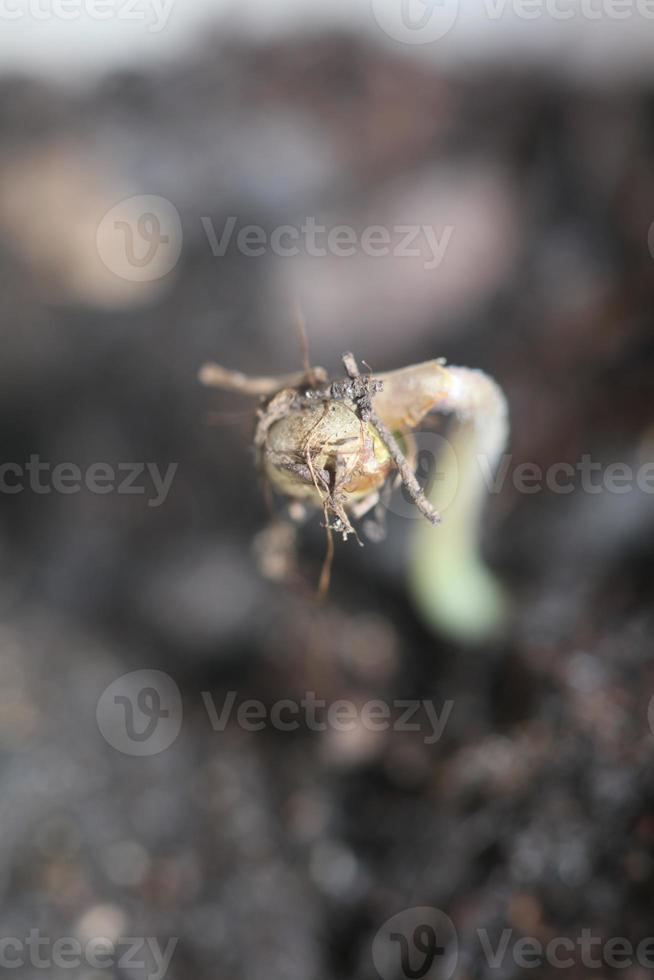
[408,366,510,644]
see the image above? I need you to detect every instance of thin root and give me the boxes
[199,362,327,396]
[344,351,441,528]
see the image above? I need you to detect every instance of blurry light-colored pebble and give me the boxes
[0,144,176,308]
[320,709,387,769]
[75,903,127,945]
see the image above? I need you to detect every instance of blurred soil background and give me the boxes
[1,26,654,980]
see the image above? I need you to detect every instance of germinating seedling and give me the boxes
[200,333,509,637]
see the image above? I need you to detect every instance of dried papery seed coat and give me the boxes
[262,397,394,502]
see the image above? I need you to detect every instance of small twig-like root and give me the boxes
[342,352,441,528]
[199,362,327,396]
[368,413,441,527]
[341,351,360,380]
